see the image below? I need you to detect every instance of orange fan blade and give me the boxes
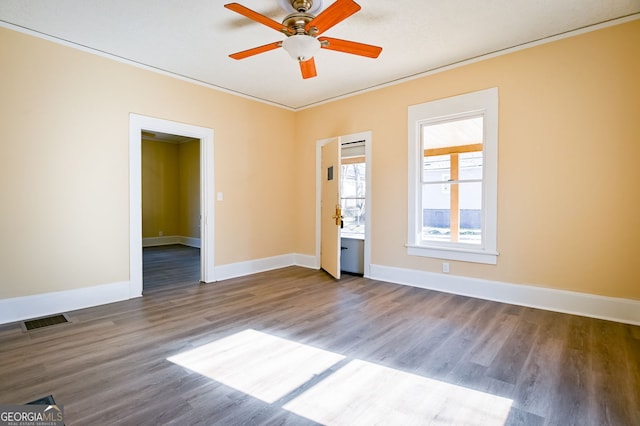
[229,41,282,60]
[299,57,317,79]
[224,3,292,34]
[305,0,361,36]
[319,37,382,58]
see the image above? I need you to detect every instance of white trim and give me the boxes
[0,22,295,111]
[216,254,316,281]
[129,114,215,296]
[0,254,318,325]
[142,236,201,248]
[142,236,181,247]
[0,281,130,325]
[294,253,319,270]
[406,245,498,265]
[181,236,201,248]
[200,134,216,282]
[3,262,637,326]
[292,15,640,110]
[2,15,637,111]
[408,88,498,264]
[369,264,640,326]
[361,132,373,278]
[315,131,373,277]
[4,16,638,112]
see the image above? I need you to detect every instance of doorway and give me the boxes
[316,131,372,279]
[129,114,215,298]
[141,132,201,290]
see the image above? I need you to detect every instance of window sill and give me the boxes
[406,244,498,265]
[341,233,365,240]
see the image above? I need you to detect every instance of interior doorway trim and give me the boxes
[129,114,215,298]
[315,131,372,277]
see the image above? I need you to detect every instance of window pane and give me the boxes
[341,198,365,236]
[423,116,483,150]
[340,163,366,198]
[421,183,451,242]
[423,154,450,183]
[459,151,483,181]
[422,181,482,244]
[459,182,482,244]
[340,163,366,237]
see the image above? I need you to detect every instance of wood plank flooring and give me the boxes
[143,244,200,290]
[0,245,639,425]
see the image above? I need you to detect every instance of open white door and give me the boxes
[321,138,342,279]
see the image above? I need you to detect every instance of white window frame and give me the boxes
[407,88,499,264]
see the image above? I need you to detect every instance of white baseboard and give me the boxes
[8,259,633,328]
[0,253,314,325]
[294,253,319,270]
[179,236,200,248]
[143,236,200,248]
[143,236,180,247]
[215,254,295,281]
[0,281,131,325]
[369,264,640,326]
[215,253,318,281]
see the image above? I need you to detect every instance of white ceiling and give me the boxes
[1,0,638,110]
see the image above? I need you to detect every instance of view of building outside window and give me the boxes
[340,162,366,237]
[422,116,483,244]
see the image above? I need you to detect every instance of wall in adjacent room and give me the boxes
[142,139,180,238]
[141,138,200,241]
[178,140,200,240]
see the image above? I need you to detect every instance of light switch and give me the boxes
[217,192,224,201]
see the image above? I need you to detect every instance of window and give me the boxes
[340,157,366,238]
[408,88,498,264]
[422,117,483,245]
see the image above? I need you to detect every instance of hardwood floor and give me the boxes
[0,246,639,425]
[143,244,200,290]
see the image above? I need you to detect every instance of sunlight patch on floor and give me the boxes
[168,329,513,424]
[284,359,513,425]
[167,329,344,403]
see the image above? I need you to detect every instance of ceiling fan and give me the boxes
[224,0,382,79]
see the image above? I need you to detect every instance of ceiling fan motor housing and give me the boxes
[291,0,313,12]
[282,12,316,35]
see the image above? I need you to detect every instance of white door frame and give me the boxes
[316,131,372,277]
[129,114,215,298]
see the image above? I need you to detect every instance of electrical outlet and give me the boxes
[158,231,163,237]
[442,262,450,273]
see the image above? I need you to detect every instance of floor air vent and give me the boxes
[22,314,70,331]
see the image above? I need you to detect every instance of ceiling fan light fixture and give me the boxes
[282,34,321,61]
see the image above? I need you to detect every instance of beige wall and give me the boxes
[178,140,200,239]
[0,27,296,299]
[1,20,638,303]
[294,20,640,300]
[142,139,180,238]
[141,139,200,239]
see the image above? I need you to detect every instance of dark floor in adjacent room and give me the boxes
[143,244,200,290]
